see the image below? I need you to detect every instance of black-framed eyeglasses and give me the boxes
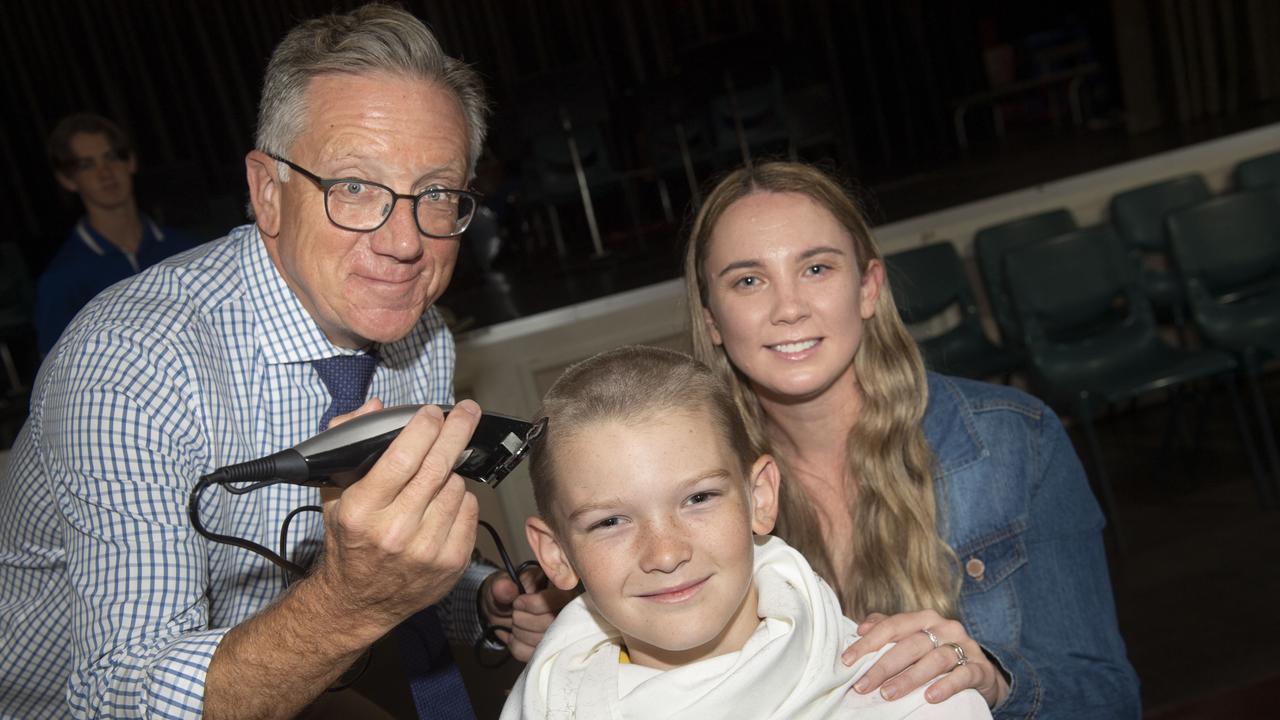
[268,153,481,238]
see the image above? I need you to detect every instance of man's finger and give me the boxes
[396,401,482,516]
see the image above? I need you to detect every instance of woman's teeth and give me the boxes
[771,339,818,353]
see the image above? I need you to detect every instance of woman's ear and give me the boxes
[748,454,781,535]
[859,258,885,321]
[526,516,581,592]
[702,305,724,346]
[245,150,282,238]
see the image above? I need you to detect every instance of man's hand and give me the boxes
[312,399,483,644]
[479,566,576,662]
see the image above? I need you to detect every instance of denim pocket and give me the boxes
[956,526,1027,647]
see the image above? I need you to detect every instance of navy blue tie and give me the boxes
[312,353,378,432]
[311,354,476,719]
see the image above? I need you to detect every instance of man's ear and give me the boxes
[526,516,581,592]
[701,305,724,346]
[748,454,780,535]
[859,258,885,321]
[245,150,282,238]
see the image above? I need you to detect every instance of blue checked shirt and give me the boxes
[0,224,494,718]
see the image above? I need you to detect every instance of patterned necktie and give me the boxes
[311,353,378,432]
[310,353,476,719]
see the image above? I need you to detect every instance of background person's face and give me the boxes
[701,191,881,405]
[56,132,135,212]
[265,72,470,349]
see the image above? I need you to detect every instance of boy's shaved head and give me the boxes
[529,346,754,531]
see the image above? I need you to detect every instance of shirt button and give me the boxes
[966,557,986,582]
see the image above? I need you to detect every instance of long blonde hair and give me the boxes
[683,161,959,619]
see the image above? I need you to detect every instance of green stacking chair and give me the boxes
[885,242,1021,380]
[974,209,1078,354]
[1005,225,1271,546]
[1234,150,1280,191]
[1166,190,1280,502]
[1110,174,1211,336]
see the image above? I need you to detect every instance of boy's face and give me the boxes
[526,410,779,670]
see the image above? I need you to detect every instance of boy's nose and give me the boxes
[638,524,692,574]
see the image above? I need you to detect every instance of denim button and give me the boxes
[965,557,986,581]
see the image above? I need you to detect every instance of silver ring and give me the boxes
[920,628,941,649]
[941,641,969,667]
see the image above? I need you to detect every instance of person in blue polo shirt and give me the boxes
[35,114,202,354]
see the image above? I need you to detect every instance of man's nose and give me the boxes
[371,196,425,262]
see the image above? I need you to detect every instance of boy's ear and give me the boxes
[245,150,282,238]
[526,516,581,592]
[748,454,780,535]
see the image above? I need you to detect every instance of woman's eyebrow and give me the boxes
[799,245,847,259]
[716,258,763,278]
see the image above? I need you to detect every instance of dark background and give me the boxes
[5,0,1277,330]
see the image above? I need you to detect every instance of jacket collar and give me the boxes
[923,373,988,477]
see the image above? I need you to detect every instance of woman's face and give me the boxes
[700,191,883,404]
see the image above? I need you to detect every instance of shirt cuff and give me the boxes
[442,560,499,645]
[983,642,1042,720]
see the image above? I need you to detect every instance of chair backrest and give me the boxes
[1110,174,1210,252]
[1166,191,1280,299]
[1005,225,1141,345]
[884,242,973,324]
[1234,150,1280,191]
[973,208,1077,348]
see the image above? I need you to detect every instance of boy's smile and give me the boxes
[528,410,778,670]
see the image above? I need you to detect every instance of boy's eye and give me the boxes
[589,516,623,531]
[686,490,721,505]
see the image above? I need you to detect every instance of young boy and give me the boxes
[503,346,990,719]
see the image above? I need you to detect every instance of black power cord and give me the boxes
[190,473,541,676]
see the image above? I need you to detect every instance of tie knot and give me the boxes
[312,353,378,430]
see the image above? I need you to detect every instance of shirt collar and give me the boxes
[922,373,986,477]
[75,213,164,256]
[239,224,360,365]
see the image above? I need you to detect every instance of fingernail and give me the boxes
[925,688,939,703]
[853,680,868,693]
[882,686,897,700]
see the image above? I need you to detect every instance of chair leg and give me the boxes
[1076,395,1127,552]
[1222,375,1276,508]
[1242,352,1280,505]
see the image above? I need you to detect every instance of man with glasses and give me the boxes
[0,5,567,718]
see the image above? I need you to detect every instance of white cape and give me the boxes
[502,536,991,719]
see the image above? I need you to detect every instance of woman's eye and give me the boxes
[805,264,830,276]
[734,276,759,288]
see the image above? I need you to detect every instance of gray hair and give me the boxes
[256,3,489,178]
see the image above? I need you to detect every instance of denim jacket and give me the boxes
[924,373,1141,720]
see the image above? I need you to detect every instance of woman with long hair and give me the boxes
[684,161,1139,718]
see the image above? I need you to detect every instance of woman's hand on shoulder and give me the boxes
[841,610,1009,709]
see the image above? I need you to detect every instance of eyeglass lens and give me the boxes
[325,182,476,236]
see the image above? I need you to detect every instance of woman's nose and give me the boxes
[770,280,811,325]
[637,523,692,574]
